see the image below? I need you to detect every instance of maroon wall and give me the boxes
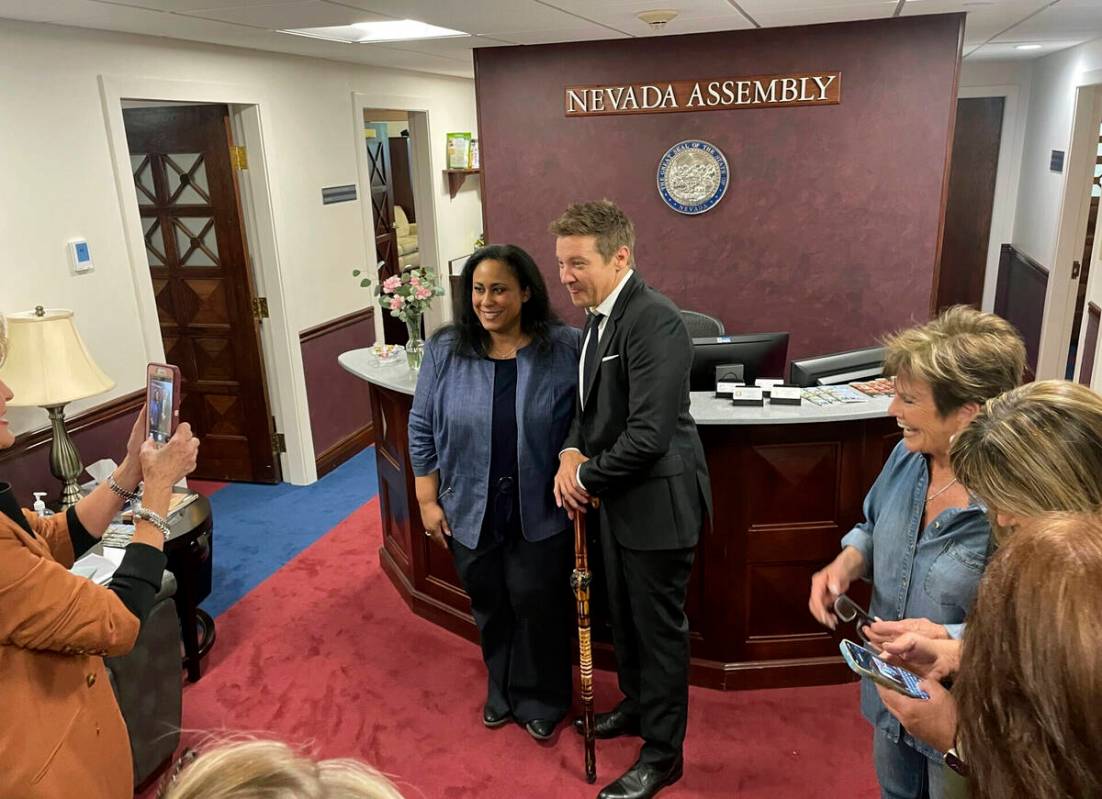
[300,309,376,475]
[474,14,963,360]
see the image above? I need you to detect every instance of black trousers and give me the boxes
[449,524,574,724]
[601,530,695,767]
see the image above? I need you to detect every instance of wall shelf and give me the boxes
[444,168,479,198]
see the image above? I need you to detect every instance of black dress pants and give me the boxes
[601,531,695,768]
[449,524,574,724]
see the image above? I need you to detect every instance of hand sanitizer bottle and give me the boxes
[33,492,53,517]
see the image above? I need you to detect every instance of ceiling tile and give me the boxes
[111,0,305,10]
[1000,0,1102,42]
[179,1,388,28]
[751,2,895,27]
[328,0,589,36]
[0,0,93,23]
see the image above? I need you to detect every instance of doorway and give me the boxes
[1065,120,1102,378]
[122,103,280,482]
[363,109,424,345]
[935,97,1005,312]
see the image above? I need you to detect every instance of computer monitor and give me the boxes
[788,345,887,387]
[689,333,790,391]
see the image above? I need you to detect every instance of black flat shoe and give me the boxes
[525,718,557,740]
[597,758,684,799]
[482,704,511,728]
[573,708,641,739]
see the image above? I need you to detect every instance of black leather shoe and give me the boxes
[596,758,683,799]
[482,704,511,728]
[573,708,641,739]
[525,719,557,740]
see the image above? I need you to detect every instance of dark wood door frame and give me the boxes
[935,96,1005,312]
[123,104,280,483]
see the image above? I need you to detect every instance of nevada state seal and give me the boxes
[656,140,729,215]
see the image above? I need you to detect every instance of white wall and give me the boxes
[1009,41,1102,266]
[0,20,481,455]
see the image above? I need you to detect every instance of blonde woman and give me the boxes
[807,306,1025,799]
[869,381,1102,792]
[158,739,405,799]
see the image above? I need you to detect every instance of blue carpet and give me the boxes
[198,447,379,618]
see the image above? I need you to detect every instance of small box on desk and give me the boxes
[769,385,803,405]
[730,386,765,407]
[714,380,746,399]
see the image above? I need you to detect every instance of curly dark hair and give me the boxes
[435,244,561,357]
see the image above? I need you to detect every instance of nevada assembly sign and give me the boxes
[564,71,841,117]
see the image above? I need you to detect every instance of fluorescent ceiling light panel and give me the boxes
[1015,44,1042,50]
[280,19,469,44]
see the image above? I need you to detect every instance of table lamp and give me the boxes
[0,307,115,507]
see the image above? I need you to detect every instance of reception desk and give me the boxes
[339,349,899,690]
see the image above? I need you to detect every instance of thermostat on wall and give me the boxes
[67,239,93,274]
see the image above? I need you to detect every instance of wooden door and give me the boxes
[124,105,280,483]
[935,97,1004,312]
[365,123,407,345]
[388,135,416,223]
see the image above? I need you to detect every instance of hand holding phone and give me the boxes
[840,639,929,700]
[145,363,181,445]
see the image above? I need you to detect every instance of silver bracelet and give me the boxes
[132,506,171,538]
[108,473,142,502]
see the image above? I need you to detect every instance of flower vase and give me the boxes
[404,315,424,371]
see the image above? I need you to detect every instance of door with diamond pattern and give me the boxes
[123,104,280,483]
[365,122,408,345]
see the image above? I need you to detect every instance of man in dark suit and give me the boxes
[552,200,711,799]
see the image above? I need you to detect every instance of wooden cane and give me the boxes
[571,499,599,783]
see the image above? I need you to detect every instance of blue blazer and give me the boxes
[408,324,581,548]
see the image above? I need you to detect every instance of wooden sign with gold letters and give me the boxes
[564,71,841,117]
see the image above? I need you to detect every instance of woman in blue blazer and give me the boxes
[409,244,581,741]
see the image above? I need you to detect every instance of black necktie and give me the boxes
[582,311,605,405]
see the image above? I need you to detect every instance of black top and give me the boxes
[484,358,520,541]
[0,482,167,623]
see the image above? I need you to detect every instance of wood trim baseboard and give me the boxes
[299,307,375,344]
[315,423,374,478]
[0,390,144,465]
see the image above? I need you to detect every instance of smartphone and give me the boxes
[145,363,181,445]
[840,639,929,700]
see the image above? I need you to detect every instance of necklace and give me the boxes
[926,477,958,503]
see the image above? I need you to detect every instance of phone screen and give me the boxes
[843,640,928,699]
[148,375,174,444]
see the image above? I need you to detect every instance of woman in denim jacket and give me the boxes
[408,245,580,742]
[807,306,1025,799]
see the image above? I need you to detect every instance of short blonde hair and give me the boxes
[951,380,1102,532]
[882,305,1025,416]
[549,200,635,264]
[159,739,405,799]
[0,315,7,366]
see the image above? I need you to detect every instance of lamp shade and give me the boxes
[0,307,115,407]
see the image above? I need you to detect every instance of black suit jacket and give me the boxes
[564,273,712,550]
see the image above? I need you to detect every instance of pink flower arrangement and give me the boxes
[372,266,445,324]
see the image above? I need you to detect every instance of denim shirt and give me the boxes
[840,439,991,762]
[407,325,581,548]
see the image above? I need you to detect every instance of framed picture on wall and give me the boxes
[449,254,472,277]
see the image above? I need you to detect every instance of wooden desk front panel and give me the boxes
[369,380,898,688]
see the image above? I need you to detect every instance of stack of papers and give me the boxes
[71,550,123,585]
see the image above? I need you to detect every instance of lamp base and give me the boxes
[46,404,84,509]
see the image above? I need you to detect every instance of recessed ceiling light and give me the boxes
[1016,44,1043,50]
[280,19,469,44]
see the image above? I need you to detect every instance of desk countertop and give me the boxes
[339,348,892,426]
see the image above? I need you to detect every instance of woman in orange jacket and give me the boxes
[0,325,199,799]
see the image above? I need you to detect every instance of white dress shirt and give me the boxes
[565,268,635,490]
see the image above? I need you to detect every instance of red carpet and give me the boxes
[172,499,879,798]
[186,478,228,497]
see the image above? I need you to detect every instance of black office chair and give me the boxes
[680,310,725,338]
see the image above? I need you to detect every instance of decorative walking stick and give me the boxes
[571,500,599,783]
